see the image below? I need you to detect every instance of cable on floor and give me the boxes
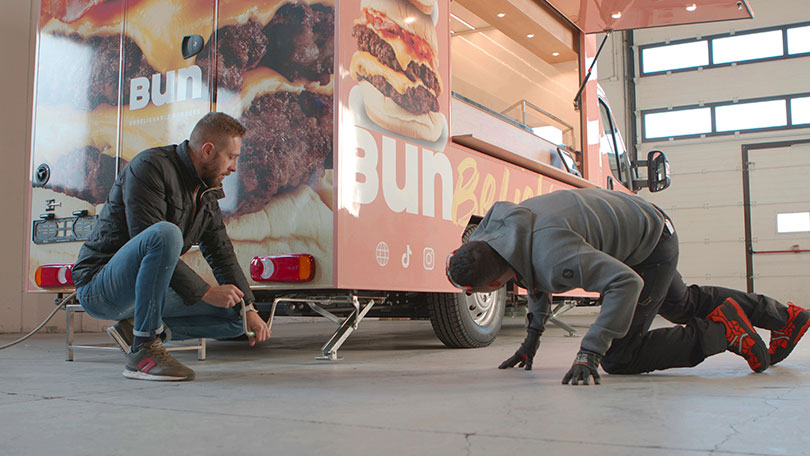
[0,292,76,350]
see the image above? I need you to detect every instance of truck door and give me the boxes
[28,0,128,289]
[745,142,810,304]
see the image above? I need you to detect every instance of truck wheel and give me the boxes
[428,221,506,347]
[427,288,506,348]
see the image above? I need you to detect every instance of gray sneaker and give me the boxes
[123,338,195,381]
[106,318,134,354]
[108,319,169,354]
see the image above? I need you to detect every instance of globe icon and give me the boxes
[375,242,390,266]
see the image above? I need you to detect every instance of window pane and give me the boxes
[787,25,810,55]
[450,1,581,151]
[599,103,621,180]
[712,30,783,64]
[791,97,810,125]
[715,100,787,132]
[532,126,563,145]
[777,212,810,233]
[643,108,712,139]
[641,41,709,73]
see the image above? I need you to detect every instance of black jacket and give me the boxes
[73,141,255,306]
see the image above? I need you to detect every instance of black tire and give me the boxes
[427,289,506,348]
[428,222,506,348]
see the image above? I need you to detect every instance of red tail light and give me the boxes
[35,264,74,288]
[250,254,315,282]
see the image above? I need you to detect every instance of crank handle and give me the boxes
[240,299,256,338]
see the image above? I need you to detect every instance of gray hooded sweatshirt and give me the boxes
[469,188,667,355]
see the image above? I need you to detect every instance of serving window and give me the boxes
[449,0,581,151]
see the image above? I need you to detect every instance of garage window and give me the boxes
[792,97,810,125]
[641,41,708,74]
[777,212,810,233]
[643,107,712,139]
[639,21,810,76]
[715,100,787,132]
[788,25,810,55]
[712,30,783,64]
[642,92,810,141]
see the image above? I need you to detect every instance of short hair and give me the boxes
[447,241,510,287]
[189,112,246,150]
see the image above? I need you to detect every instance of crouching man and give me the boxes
[73,112,270,381]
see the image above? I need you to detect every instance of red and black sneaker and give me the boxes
[769,303,810,365]
[706,298,770,373]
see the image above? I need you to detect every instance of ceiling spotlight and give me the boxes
[611,11,622,19]
[552,52,560,56]
[527,34,535,38]
[497,13,505,18]
[685,4,697,11]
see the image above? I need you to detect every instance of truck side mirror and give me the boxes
[647,150,670,192]
[631,149,671,192]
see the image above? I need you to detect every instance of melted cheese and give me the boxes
[350,51,434,97]
[218,0,335,28]
[353,21,442,95]
[47,0,335,73]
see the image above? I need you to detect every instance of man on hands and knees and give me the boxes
[73,112,270,381]
[446,189,809,385]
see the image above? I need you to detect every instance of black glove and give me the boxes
[562,350,602,385]
[499,328,542,370]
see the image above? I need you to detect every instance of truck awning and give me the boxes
[544,0,753,33]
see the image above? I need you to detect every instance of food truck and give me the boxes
[27,0,753,358]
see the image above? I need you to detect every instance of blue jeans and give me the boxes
[77,222,244,341]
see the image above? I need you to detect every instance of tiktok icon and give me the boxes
[401,245,413,268]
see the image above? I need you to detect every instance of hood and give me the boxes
[469,201,536,289]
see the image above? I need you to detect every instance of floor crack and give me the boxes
[711,392,785,453]
[711,423,740,453]
[465,432,476,456]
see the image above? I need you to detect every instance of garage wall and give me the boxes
[0,1,103,334]
[599,0,810,291]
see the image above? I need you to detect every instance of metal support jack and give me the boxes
[547,299,579,337]
[266,294,385,360]
[65,300,206,361]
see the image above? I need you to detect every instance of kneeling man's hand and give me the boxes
[562,350,602,385]
[499,328,542,370]
[246,310,270,347]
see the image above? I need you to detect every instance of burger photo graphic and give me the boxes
[31,0,137,283]
[350,0,444,142]
[184,0,337,287]
[202,67,335,287]
[30,0,337,288]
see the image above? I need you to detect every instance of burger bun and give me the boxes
[181,172,334,288]
[358,80,443,142]
[406,0,435,16]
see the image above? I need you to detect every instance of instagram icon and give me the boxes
[423,248,435,271]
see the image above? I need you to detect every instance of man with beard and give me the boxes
[446,189,809,385]
[73,112,270,381]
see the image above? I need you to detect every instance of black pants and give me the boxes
[601,228,790,375]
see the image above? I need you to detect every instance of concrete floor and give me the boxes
[1,314,809,456]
